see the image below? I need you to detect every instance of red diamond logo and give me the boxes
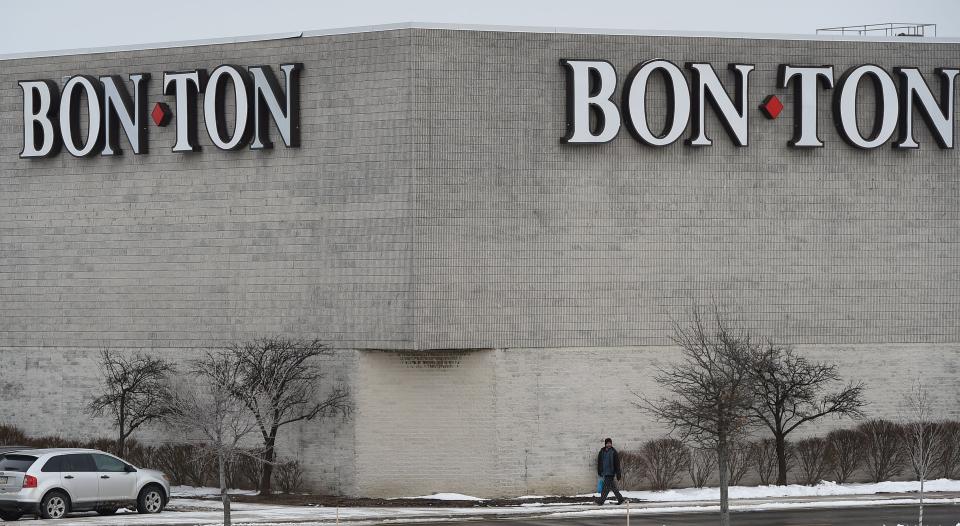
[759,95,783,119]
[151,102,171,127]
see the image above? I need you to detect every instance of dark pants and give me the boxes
[597,475,623,503]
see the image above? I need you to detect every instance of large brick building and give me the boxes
[1,23,958,497]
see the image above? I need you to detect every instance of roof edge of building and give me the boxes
[2,21,959,62]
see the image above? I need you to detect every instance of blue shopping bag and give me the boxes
[596,477,604,494]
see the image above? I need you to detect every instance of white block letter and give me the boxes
[560,59,621,144]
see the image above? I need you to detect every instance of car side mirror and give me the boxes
[125,465,137,473]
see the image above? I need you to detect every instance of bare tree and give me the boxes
[825,428,866,484]
[746,344,866,485]
[688,448,717,488]
[88,350,175,456]
[166,351,258,526]
[226,337,350,494]
[642,307,756,526]
[859,419,907,482]
[900,381,947,526]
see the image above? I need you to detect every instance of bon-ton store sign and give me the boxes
[19,63,301,158]
[560,60,957,150]
[17,58,957,158]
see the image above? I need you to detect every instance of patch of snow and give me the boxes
[543,497,960,519]
[167,498,268,511]
[170,485,259,498]
[405,492,486,501]
[574,478,960,502]
[38,478,960,525]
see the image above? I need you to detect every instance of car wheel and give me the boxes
[96,508,118,515]
[40,490,70,519]
[137,485,165,514]
[0,510,22,521]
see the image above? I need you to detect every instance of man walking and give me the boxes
[596,437,625,505]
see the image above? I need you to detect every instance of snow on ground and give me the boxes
[565,478,960,502]
[32,480,959,525]
[541,497,960,519]
[170,485,259,498]
[404,493,486,501]
[168,478,960,504]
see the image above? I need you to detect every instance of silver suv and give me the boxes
[0,448,169,521]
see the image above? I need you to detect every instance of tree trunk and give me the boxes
[775,434,788,486]
[259,433,277,495]
[919,476,924,526]
[219,450,231,526]
[117,409,125,457]
[718,439,730,526]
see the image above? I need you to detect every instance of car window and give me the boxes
[0,454,38,472]
[41,455,64,472]
[61,454,97,472]
[92,454,128,473]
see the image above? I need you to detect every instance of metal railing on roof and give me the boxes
[816,23,936,37]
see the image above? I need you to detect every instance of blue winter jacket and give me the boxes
[597,446,621,477]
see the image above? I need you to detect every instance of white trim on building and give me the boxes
[2,21,958,61]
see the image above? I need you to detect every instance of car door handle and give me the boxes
[64,475,74,479]
[100,475,110,479]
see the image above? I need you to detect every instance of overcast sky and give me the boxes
[1,0,957,55]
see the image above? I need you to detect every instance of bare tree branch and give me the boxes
[87,349,175,456]
[641,306,756,526]
[900,380,947,526]
[746,344,866,485]
[223,337,351,494]
[165,351,258,526]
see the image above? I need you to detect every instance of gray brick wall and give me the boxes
[0,31,417,350]
[354,345,960,497]
[407,29,960,349]
[2,29,957,350]
[0,347,357,495]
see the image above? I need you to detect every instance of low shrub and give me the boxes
[826,428,865,484]
[688,448,716,488]
[937,421,960,479]
[795,437,832,486]
[639,438,690,491]
[859,419,907,483]
[228,452,263,490]
[274,459,305,494]
[0,424,29,445]
[901,421,950,482]
[0,423,266,490]
[153,444,210,487]
[726,442,751,486]
[618,450,646,490]
[751,438,778,485]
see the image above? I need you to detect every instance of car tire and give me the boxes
[96,508,118,515]
[0,510,22,521]
[40,490,70,519]
[137,485,165,514]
